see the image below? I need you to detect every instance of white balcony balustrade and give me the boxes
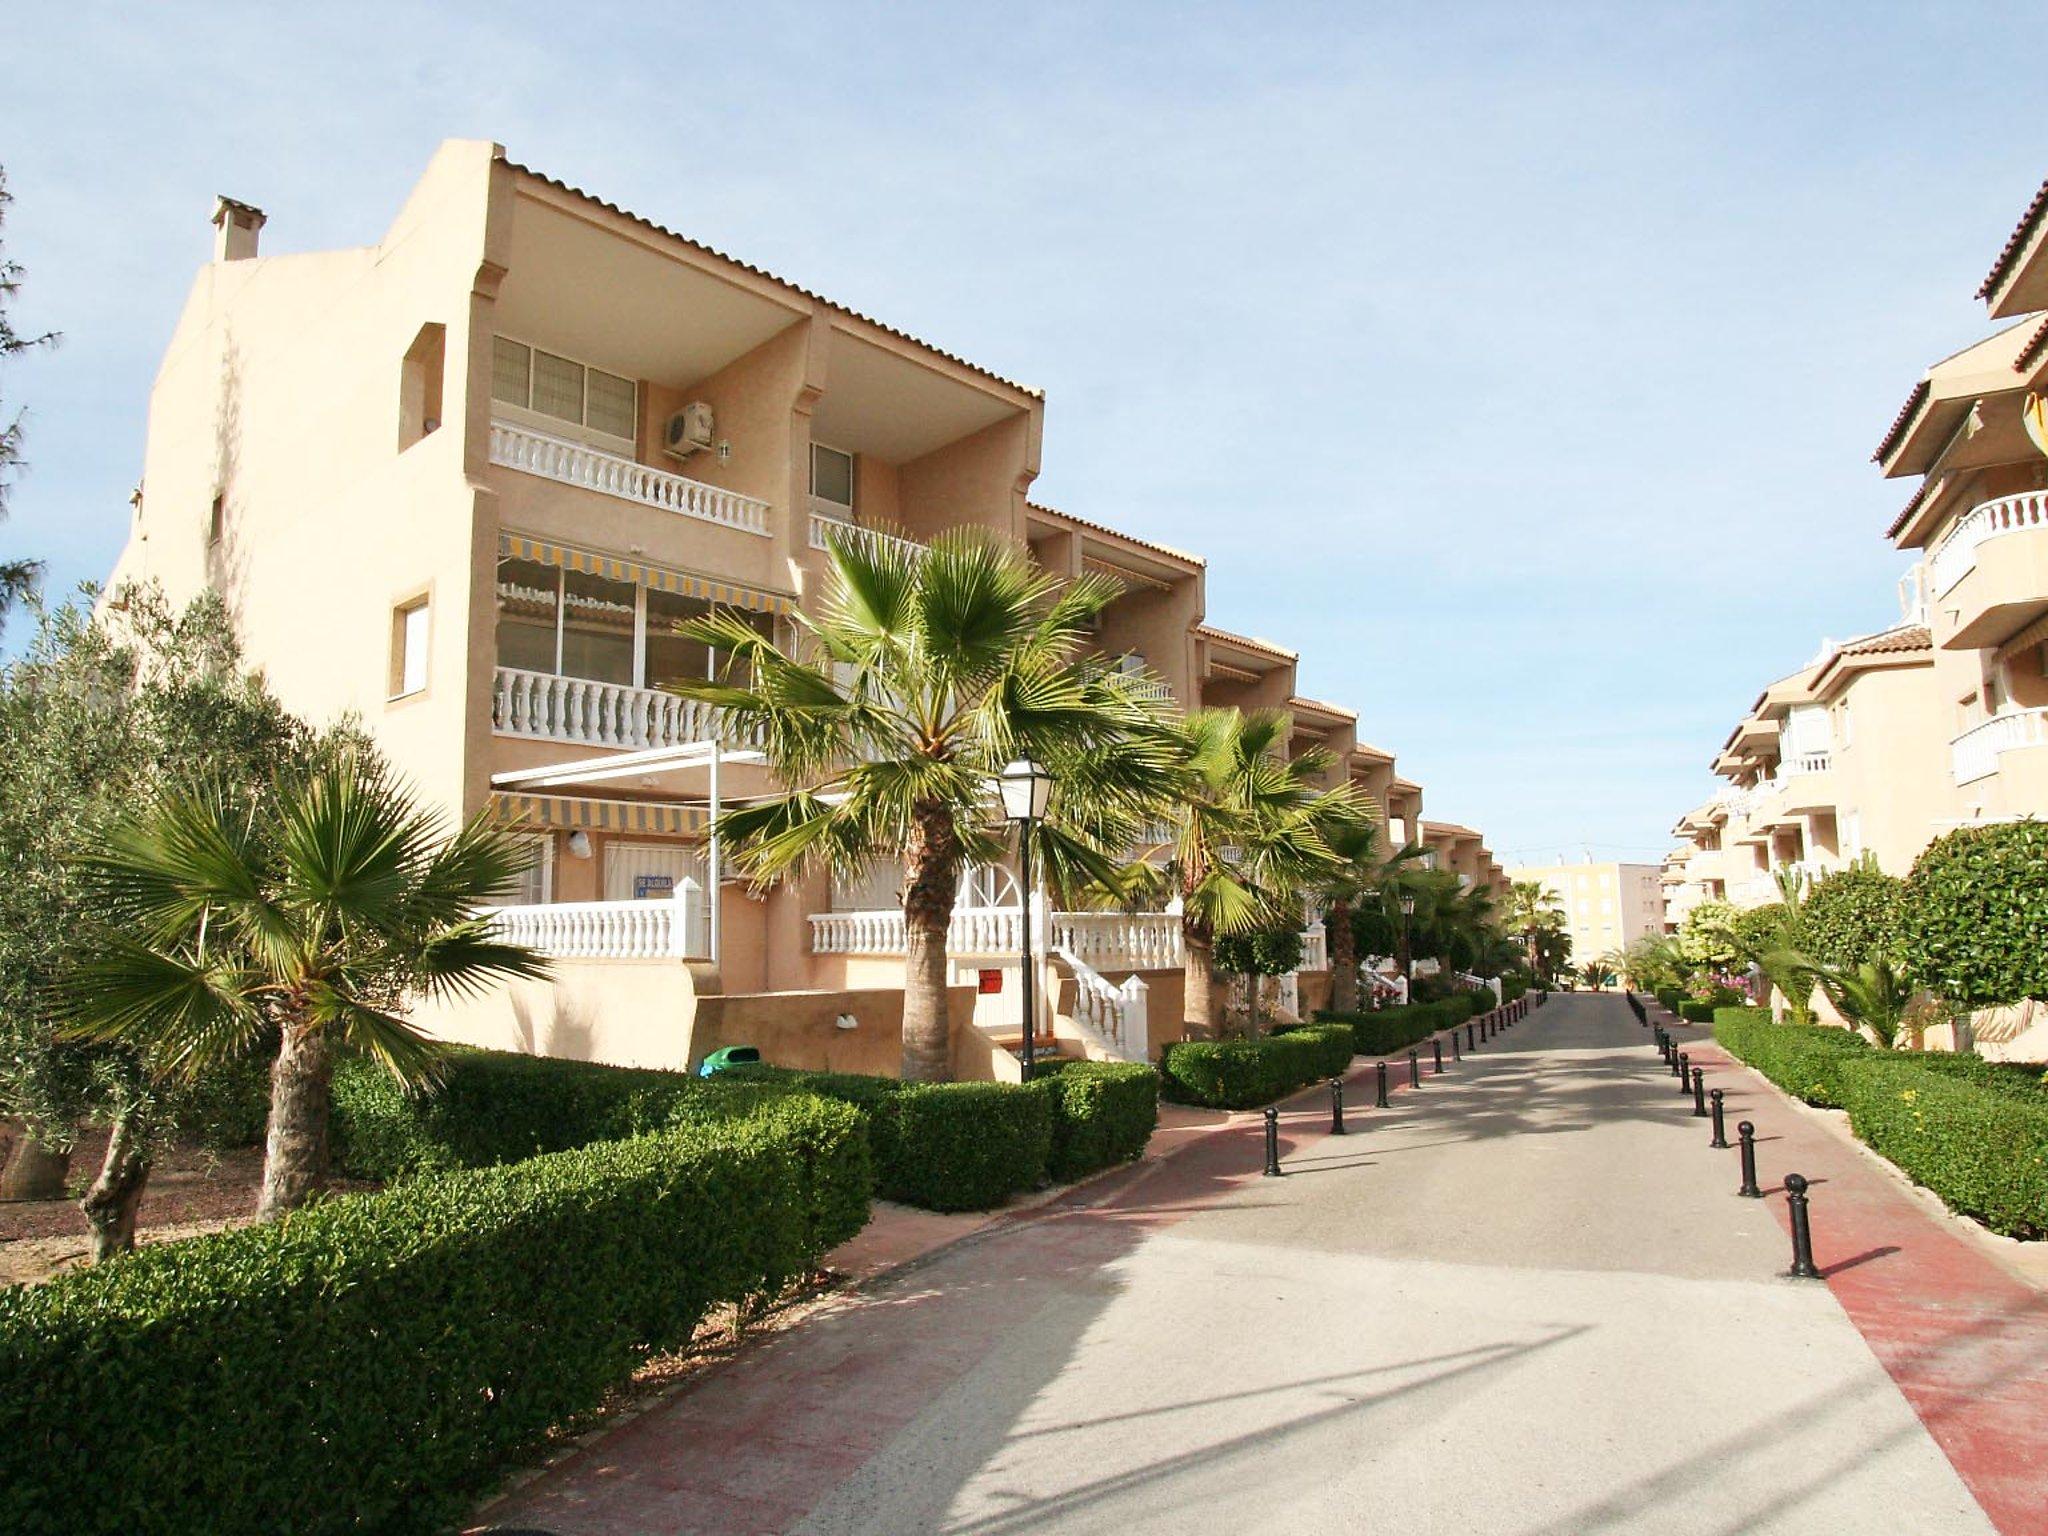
[1057,947,1150,1060]
[1927,490,2048,597]
[808,514,927,564]
[1786,751,1833,775]
[809,906,1025,957]
[1300,927,1329,971]
[489,886,707,960]
[491,421,770,536]
[492,666,759,752]
[1951,707,2048,786]
[1049,912,1182,971]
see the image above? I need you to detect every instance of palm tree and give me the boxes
[62,754,546,1218]
[1782,951,1910,1047]
[1157,708,1361,1036]
[1502,879,1563,974]
[1317,811,1387,1014]
[666,529,1173,1081]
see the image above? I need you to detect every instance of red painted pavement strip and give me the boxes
[1683,1036,2048,1536]
[469,1017,1518,1534]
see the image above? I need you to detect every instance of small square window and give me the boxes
[491,337,531,408]
[391,598,430,699]
[209,493,225,545]
[811,443,854,508]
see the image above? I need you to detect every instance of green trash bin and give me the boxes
[698,1045,763,1078]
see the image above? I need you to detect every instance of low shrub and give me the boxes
[1713,1009,1869,1108]
[331,1048,724,1180]
[1655,986,1684,1014]
[1678,1000,1717,1024]
[0,1097,870,1536]
[728,1067,1051,1213]
[1501,974,1529,1002]
[1317,1004,1450,1056]
[1161,1024,1352,1109]
[1841,1057,2048,1239]
[1035,1061,1159,1181]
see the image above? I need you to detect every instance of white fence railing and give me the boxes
[1300,927,1329,971]
[1786,750,1833,775]
[1049,912,1182,971]
[1928,490,2048,597]
[491,666,757,752]
[808,514,927,564]
[491,421,770,535]
[1056,946,1150,1060]
[808,906,1024,956]
[488,887,705,959]
[1952,707,2048,786]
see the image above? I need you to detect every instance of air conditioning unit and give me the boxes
[662,402,715,460]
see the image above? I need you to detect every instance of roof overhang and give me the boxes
[1980,177,2048,319]
[492,740,768,794]
[1875,319,2048,477]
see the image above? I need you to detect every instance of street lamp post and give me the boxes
[999,758,1053,1080]
[1399,892,1417,1001]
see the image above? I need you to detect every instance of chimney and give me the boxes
[211,196,266,261]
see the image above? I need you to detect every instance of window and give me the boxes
[208,493,224,545]
[491,337,637,446]
[811,443,854,511]
[506,833,553,906]
[496,556,776,692]
[390,597,430,699]
[604,842,705,902]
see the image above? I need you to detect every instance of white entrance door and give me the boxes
[604,841,705,902]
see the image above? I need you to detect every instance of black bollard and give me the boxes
[1408,1049,1421,1088]
[1376,1059,1390,1108]
[1736,1121,1762,1198]
[1262,1106,1283,1177]
[1784,1173,1821,1278]
[1432,1038,1444,1075]
[1329,1077,1347,1136]
[1709,1088,1729,1148]
[1466,1021,1475,1052]
[1657,1027,1670,1061]
[1675,1050,1690,1086]
[1451,1029,1463,1062]
[1691,1066,1708,1118]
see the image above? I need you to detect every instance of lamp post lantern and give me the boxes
[1398,892,1417,1000]
[999,758,1053,1080]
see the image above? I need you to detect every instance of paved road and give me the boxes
[484,994,2001,1535]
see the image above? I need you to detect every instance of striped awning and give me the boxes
[1998,609,2048,662]
[491,791,710,838]
[498,532,797,616]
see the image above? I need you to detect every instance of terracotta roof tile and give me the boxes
[1195,624,1297,662]
[2016,315,2048,373]
[503,156,1041,401]
[1873,379,1930,465]
[1838,624,1932,656]
[1978,176,2048,304]
[1024,501,1205,568]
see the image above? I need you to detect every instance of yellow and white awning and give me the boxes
[491,791,710,838]
[497,532,797,616]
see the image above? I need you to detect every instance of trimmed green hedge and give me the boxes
[1161,1023,1353,1109]
[726,1068,1051,1213]
[1677,1000,1717,1024]
[1713,1008,1870,1108]
[1842,1056,2048,1239]
[1501,975,1529,1002]
[1802,866,1905,970]
[1036,1062,1159,1182]
[1655,986,1684,1014]
[0,1096,870,1536]
[1316,1005,1451,1057]
[331,1049,727,1180]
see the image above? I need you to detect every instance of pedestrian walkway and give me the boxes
[472,995,2040,1536]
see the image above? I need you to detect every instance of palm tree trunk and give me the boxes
[1182,918,1217,1038]
[1329,900,1357,1013]
[81,1104,151,1261]
[900,800,960,1083]
[0,1121,69,1202]
[258,1020,334,1219]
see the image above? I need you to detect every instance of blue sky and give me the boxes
[1,3,2039,863]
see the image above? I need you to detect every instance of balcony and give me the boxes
[1777,751,1836,815]
[1927,491,2048,648]
[491,421,771,536]
[808,513,926,564]
[488,891,707,960]
[492,666,758,752]
[1951,707,2048,786]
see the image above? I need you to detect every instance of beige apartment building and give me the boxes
[1507,861,1664,965]
[107,141,1504,1079]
